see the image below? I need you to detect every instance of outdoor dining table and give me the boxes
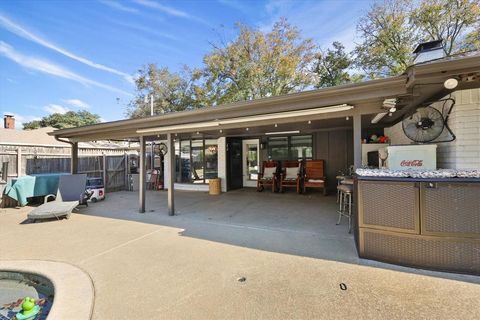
[3,173,68,206]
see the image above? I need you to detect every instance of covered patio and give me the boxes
[49,52,480,217]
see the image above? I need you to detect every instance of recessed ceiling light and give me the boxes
[444,78,458,90]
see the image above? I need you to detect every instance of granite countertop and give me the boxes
[356,176,480,183]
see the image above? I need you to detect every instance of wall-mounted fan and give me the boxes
[402,106,445,143]
[154,142,168,156]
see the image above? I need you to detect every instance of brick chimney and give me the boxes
[4,114,15,129]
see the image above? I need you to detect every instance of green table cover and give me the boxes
[3,174,67,206]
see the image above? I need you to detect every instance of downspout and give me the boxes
[55,136,78,173]
[54,136,75,146]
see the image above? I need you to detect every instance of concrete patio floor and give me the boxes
[1,189,479,319]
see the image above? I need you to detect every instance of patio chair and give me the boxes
[146,171,158,190]
[279,160,302,193]
[303,160,327,196]
[257,160,279,192]
[27,174,87,222]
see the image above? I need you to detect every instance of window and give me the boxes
[268,136,289,160]
[290,135,313,159]
[180,140,191,183]
[175,139,218,184]
[267,135,313,160]
[191,140,204,183]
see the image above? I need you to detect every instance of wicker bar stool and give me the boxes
[336,184,353,233]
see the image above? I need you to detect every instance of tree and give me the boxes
[354,0,480,78]
[126,64,204,119]
[314,41,358,88]
[410,0,480,55]
[354,0,418,78]
[202,19,316,105]
[23,111,100,130]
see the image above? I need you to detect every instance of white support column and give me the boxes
[167,133,175,216]
[353,114,362,169]
[217,137,227,192]
[139,136,146,213]
[70,142,78,174]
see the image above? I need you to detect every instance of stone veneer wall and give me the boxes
[384,88,480,169]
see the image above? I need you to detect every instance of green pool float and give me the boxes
[15,297,40,320]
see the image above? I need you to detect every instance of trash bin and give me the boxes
[209,178,221,195]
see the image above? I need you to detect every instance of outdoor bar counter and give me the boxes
[354,173,480,275]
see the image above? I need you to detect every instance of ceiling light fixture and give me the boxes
[265,130,300,135]
[371,112,388,124]
[444,78,458,90]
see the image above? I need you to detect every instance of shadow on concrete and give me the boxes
[79,189,480,285]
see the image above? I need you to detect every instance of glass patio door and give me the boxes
[242,139,260,187]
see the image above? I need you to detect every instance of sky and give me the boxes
[0,0,373,128]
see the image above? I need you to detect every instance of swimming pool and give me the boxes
[0,271,54,320]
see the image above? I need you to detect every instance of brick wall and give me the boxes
[384,88,480,169]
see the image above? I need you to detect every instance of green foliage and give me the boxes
[126,64,205,118]
[23,111,100,130]
[126,1,480,117]
[410,0,480,55]
[354,0,480,77]
[202,19,316,105]
[354,0,418,78]
[314,41,361,88]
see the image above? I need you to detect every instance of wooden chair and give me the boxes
[303,160,327,195]
[257,160,279,192]
[280,160,302,193]
[147,171,158,190]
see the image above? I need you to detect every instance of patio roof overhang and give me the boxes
[48,52,480,142]
[49,76,409,142]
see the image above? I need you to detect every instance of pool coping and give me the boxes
[0,259,94,320]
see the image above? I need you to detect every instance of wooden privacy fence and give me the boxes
[0,149,129,192]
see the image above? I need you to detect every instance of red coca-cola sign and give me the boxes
[400,160,424,167]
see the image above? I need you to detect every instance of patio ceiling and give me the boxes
[49,52,480,142]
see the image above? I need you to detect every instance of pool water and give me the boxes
[0,272,54,320]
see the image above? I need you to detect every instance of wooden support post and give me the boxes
[102,153,107,190]
[353,114,362,169]
[124,152,128,191]
[70,142,78,174]
[139,136,146,213]
[167,133,175,216]
[16,148,22,177]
